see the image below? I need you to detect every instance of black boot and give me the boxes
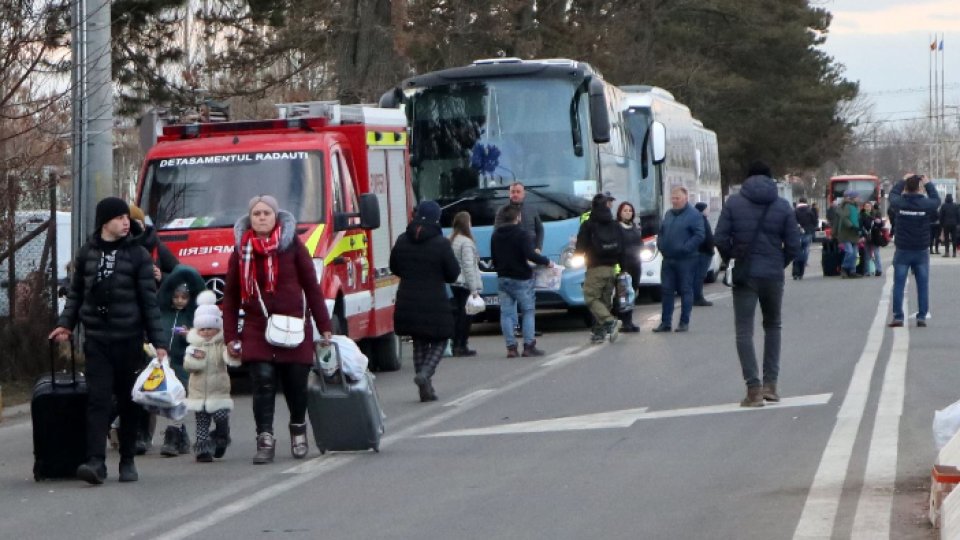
[195,439,214,463]
[290,423,309,459]
[118,458,138,482]
[76,457,107,485]
[160,426,180,457]
[177,424,191,455]
[212,424,231,459]
[252,432,275,464]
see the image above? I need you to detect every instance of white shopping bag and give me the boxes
[933,398,960,450]
[465,293,486,315]
[533,266,563,290]
[132,357,186,410]
[314,335,369,382]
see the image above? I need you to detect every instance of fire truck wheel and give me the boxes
[371,332,401,372]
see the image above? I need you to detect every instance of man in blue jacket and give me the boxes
[714,162,799,407]
[653,186,705,333]
[887,174,940,327]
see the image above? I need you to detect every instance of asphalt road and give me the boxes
[0,244,955,540]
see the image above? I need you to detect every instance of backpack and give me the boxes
[590,220,622,259]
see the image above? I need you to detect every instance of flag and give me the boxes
[932,39,937,50]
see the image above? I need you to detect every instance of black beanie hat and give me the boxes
[95,196,130,231]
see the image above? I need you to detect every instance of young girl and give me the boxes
[184,291,240,462]
[449,211,482,357]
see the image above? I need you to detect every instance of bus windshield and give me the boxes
[140,151,325,229]
[406,77,593,226]
[830,179,878,203]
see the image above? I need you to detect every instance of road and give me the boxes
[0,245,954,539]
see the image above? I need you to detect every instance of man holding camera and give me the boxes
[887,174,940,328]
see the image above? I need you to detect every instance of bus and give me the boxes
[379,58,718,311]
[827,175,880,205]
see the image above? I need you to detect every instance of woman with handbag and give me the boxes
[449,211,483,356]
[390,201,460,402]
[223,195,332,464]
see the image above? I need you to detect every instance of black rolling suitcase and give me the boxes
[307,343,384,454]
[821,239,841,277]
[32,341,87,481]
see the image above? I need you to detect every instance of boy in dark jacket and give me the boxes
[49,196,168,485]
[491,204,553,357]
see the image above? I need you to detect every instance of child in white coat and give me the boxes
[183,291,240,462]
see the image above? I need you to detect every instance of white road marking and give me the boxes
[443,389,496,408]
[424,393,831,438]
[792,272,893,540]
[541,345,598,367]
[850,303,909,539]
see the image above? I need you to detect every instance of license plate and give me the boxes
[483,295,500,306]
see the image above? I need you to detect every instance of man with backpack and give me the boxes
[652,186,705,333]
[576,193,624,343]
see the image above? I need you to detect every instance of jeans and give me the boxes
[84,336,146,460]
[583,265,616,329]
[693,252,712,300]
[248,362,312,434]
[864,243,882,274]
[793,234,813,277]
[498,277,536,347]
[661,257,697,326]
[733,278,784,388]
[841,241,858,273]
[891,249,930,322]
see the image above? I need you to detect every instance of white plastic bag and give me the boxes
[933,398,960,449]
[533,266,563,290]
[132,357,186,411]
[465,293,486,316]
[314,335,369,382]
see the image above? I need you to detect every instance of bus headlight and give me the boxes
[559,246,586,269]
[639,243,658,263]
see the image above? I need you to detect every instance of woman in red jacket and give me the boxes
[223,195,332,464]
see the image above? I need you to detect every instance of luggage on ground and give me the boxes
[307,342,384,453]
[32,340,87,481]
[821,239,842,277]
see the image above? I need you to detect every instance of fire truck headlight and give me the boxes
[313,260,324,283]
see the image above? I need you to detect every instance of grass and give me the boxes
[1,380,34,414]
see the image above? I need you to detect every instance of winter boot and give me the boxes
[177,424,191,455]
[521,340,545,357]
[590,328,606,344]
[506,345,519,358]
[118,458,139,482]
[195,439,214,463]
[762,382,780,402]
[740,386,765,408]
[604,319,622,343]
[290,423,309,459]
[212,425,231,459]
[160,425,180,457]
[76,457,107,485]
[252,432,276,464]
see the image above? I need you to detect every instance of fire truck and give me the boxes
[135,102,412,371]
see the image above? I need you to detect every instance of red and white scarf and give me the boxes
[240,226,282,303]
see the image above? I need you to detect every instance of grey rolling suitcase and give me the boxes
[307,343,384,454]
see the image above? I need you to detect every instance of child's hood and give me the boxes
[186,327,224,346]
[158,265,207,314]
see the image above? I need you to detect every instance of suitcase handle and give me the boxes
[312,341,350,392]
[49,338,78,387]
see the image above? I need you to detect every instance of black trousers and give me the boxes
[248,362,311,434]
[943,225,957,253]
[450,286,473,349]
[85,336,145,461]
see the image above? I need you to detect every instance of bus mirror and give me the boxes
[358,193,381,230]
[379,89,400,109]
[651,121,666,164]
[588,79,610,143]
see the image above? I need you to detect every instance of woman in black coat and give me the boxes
[616,202,643,332]
[390,200,460,402]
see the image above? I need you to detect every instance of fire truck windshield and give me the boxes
[406,77,593,226]
[140,151,325,229]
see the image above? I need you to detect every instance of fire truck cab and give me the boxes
[136,102,412,371]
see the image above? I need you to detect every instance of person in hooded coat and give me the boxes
[714,161,800,407]
[576,193,625,342]
[390,200,460,402]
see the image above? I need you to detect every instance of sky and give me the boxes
[817,0,960,127]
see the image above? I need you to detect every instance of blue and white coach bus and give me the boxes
[379,58,717,312]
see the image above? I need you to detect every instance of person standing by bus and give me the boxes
[652,187,704,333]
[494,182,544,252]
[835,191,862,278]
[576,193,624,343]
[939,194,959,257]
[693,202,715,306]
[793,198,818,280]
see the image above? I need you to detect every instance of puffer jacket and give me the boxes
[451,234,482,292]
[183,328,240,412]
[888,179,940,250]
[714,175,800,281]
[390,218,460,340]
[658,203,705,259]
[575,201,623,268]
[222,211,332,365]
[157,264,207,383]
[57,234,167,347]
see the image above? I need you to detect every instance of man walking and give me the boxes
[888,174,940,327]
[793,197,818,279]
[491,205,553,357]
[652,186,704,333]
[714,162,799,407]
[693,202,715,306]
[835,190,862,278]
[576,193,624,343]
[49,196,168,484]
[495,181,544,252]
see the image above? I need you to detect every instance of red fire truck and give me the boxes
[136,102,412,371]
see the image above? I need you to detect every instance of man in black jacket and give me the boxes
[888,174,940,327]
[793,198,819,279]
[491,204,553,357]
[939,193,959,257]
[693,202,715,306]
[576,193,624,343]
[49,197,168,485]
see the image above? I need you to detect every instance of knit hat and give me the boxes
[192,290,222,330]
[248,195,279,215]
[695,202,708,212]
[128,204,145,223]
[415,200,441,224]
[95,197,130,231]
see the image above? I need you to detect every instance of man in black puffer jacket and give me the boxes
[50,197,168,485]
[715,162,799,408]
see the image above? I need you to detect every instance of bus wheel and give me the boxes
[371,332,402,372]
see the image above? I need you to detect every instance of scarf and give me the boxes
[240,225,282,303]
